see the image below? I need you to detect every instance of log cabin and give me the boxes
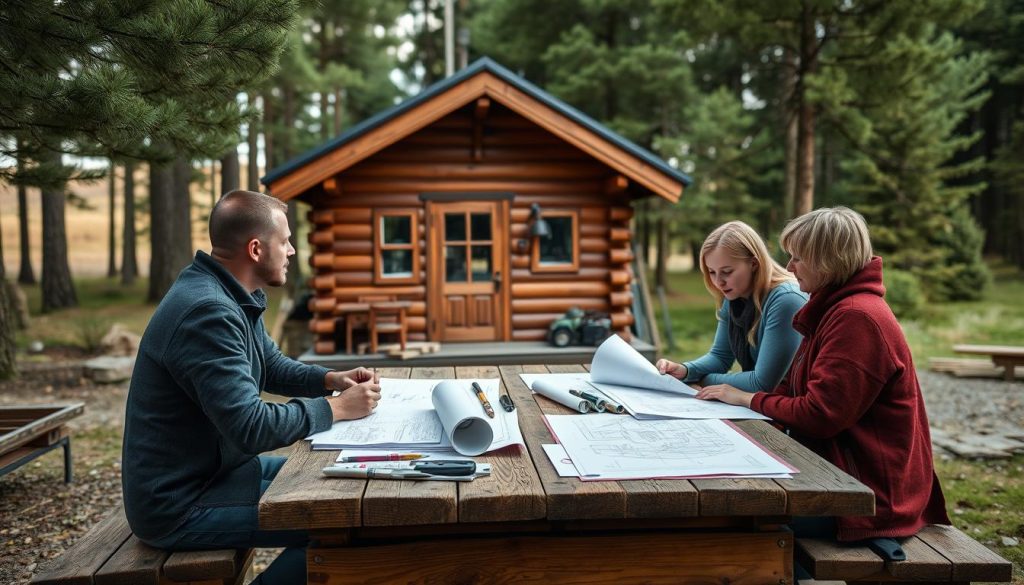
[261,57,691,360]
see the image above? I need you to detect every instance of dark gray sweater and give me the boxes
[122,251,332,541]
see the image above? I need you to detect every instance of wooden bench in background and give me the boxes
[952,344,1024,381]
[797,524,1012,584]
[929,357,1024,380]
[0,403,84,483]
[31,506,253,585]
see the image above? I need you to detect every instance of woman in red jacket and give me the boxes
[697,206,949,544]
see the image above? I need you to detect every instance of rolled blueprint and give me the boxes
[531,379,592,414]
[431,380,494,456]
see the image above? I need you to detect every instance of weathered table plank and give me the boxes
[455,365,546,523]
[361,366,457,527]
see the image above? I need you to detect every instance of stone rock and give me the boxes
[99,324,141,357]
[83,356,135,383]
[1000,536,1019,547]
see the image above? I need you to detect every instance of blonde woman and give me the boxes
[656,221,807,393]
[698,207,949,543]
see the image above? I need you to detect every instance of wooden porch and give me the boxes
[297,338,656,369]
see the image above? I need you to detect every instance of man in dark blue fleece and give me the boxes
[122,190,381,584]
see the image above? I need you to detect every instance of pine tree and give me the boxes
[824,26,991,299]
[121,161,138,286]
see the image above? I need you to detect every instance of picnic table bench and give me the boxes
[0,403,84,482]
[797,523,1012,584]
[953,344,1024,381]
[31,505,253,585]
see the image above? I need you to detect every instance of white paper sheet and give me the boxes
[545,414,796,480]
[590,334,697,396]
[541,443,588,477]
[307,378,523,456]
[520,372,767,420]
[306,378,445,449]
[593,380,770,421]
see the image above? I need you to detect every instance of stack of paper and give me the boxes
[544,414,796,480]
[306,378,524,456]
[520,335,769,421]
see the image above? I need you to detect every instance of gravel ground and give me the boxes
[1,368,1021,584]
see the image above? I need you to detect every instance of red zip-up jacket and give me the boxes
[750,257,950,541]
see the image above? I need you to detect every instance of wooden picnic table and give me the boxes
[259,364,875,584]
[953,344,1024,381]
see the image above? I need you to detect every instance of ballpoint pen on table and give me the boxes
[338,453,425,463]
[472,381,495,418]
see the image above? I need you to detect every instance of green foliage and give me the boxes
[883,269,925,319]
[72,316,112,353]
[1,0,302,183]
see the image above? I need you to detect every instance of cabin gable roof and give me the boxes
[262,57,691,203]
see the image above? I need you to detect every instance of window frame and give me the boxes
[373,208,421,285]
[531,209,580,273]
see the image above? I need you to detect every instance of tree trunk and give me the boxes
[16,155,35,285]
[209,159,217,207]
[221,148,240,196]
[263,91,276,170]
[121,161,138,286]
[286,200,301,294]
[0,281,15,379]
[795,3,817,217]
[147,158,193,302]
[655,205,669,292]
[319,18,331,141]
[782,49,799,221]
[107,161,118,277]
[333,88,343,136]
[41,165,78,312]
[690,240,701,272]
[247,92,260,191]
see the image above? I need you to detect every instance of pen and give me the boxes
[472,381,495,418]
[322,467,434,479]
[338,453,425,463]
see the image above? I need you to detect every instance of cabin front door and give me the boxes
[426,200,509,342]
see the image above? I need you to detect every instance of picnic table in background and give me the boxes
[951,344,1024,381]
[258,364,874,585]
[0,403,84,483]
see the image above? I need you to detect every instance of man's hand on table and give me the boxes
[695,383,754,408]
[325,368,381,421]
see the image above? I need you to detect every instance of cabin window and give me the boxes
[532,210,579,272]
[374,209,420,284]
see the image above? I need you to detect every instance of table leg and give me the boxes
[62,437,72,483]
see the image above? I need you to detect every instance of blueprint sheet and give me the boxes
[545,414,796,480]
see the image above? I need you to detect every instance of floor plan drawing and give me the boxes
[545,414,796,480]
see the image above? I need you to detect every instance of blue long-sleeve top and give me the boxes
[684,281,807,393]
[122,251,333,542]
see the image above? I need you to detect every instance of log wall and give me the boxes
[304,103,636,354]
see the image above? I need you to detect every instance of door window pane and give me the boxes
[381,249,412,277]
[445,213,466,242]
[471,245,492,282]
[445,245,467,282]
[381,216,411,245]
[539,216,574,264]
[471,213,491,241]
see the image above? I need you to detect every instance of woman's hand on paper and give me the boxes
[327,380,382,421]
[655,359,688,380]
[695,383,752,408]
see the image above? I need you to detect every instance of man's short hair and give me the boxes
[780,206,873,287]
[209,190,288,251]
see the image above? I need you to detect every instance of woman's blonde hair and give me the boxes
[779,206,873,287]
[699,221,794,345]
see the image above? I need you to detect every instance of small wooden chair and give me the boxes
[343,295,396,355]
[368,301,407,354]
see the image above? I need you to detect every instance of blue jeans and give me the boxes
[147,456,307,585]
